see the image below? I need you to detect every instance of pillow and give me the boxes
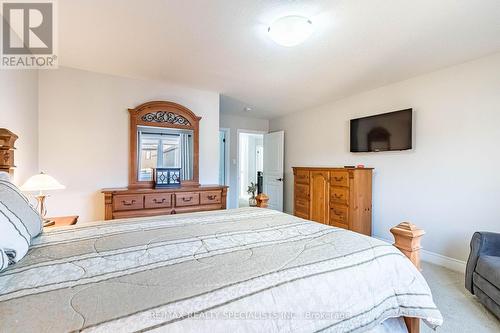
[0,201,31,265]
[0,171,10,181]
[0,172,43,238]
[0,248,9,272]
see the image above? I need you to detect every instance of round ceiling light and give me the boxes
[267,15,313,47]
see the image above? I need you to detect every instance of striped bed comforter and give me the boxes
[0,208,442,332]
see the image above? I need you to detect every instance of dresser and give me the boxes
[292,167,373,236]
[102,186,227,220]
[102,101,228,220]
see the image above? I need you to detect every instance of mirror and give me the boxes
[129,101,201,189]
[138,126,193,181]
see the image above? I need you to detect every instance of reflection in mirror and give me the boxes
[137,126,193,182]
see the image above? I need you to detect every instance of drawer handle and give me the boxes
[333,210,343,216]
[182,197,193,202]
[122,200,136,206]
[207,195,217,200]
[153,198,167,204]
[334,176,344,181]
[334,194,343,199]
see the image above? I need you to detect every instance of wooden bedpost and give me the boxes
[390,222,425,270]
[391,222,425,333]
[255,193,269,208]
[0,129,18,177]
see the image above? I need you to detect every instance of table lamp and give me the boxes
[21,172,65,227]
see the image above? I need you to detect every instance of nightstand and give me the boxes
[44,216,79,229]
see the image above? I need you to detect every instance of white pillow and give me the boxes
[0,201,31,264]
[0,171,10,181]
[0,173,43,238]
[0,248,9,272]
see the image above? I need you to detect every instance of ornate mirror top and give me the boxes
[141,111,191,126]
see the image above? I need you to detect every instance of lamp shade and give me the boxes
[20,172,65,192]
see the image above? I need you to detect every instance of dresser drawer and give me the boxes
[330,171,349,187]
[331,221,349,230]
[295,183,310,200]
[113,194,144,211]
[200,191,221,205]
[330,204,349,224]
[175,192,200,207]
[295,170,310,184]
[295,198,309,217]
[144,193,172,209]
[331,187,349,205]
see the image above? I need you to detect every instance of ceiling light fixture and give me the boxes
[267,15,313,47]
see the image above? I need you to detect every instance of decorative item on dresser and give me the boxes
[255,193,269,208]
[0,128,18,176]
[155,167,181,188]
[102,101,227,220]
[293,167,373,236]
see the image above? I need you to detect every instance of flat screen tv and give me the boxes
[350,109,412,152]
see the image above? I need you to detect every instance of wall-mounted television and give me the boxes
[350,109,413,152]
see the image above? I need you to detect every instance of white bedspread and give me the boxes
[0,208,442,332]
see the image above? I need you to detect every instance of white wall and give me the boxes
[220,113,269,208]
[270,52,500,262]
[0,71,39,185]
[39,67,220,222]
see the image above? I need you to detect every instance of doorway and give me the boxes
[237,131,264,207]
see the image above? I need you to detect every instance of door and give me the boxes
[310,171,330,224]
[263,131,284,211]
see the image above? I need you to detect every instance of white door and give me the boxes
[263,131,284,211]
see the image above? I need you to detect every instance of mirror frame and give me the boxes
[129,101,201,189]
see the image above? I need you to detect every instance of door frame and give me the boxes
[219,128,231,187]
[236,129,267,208]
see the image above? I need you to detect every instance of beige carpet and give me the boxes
[421,262,500,332]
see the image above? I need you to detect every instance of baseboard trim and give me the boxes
[373,236,466,273]
[420,248,466,273]
[282,214,468,273]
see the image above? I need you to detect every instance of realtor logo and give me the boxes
[1,0,57,68]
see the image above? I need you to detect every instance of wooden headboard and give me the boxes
[0,128,18,176]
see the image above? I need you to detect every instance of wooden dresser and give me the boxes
[292,167,373,236]
[102,101,228,221]
[102,186,227,220]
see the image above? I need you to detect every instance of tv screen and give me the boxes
[350,109,412,152]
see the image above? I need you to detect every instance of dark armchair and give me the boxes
[466,232,500,318]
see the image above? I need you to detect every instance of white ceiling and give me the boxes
[58,0,500,118]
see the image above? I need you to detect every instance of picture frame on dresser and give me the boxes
[155,167,181,188]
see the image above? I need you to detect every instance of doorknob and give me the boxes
[276,178,283,182]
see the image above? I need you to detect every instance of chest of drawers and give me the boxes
[293,167,373,236]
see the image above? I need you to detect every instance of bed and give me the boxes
[0,207,442,332]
